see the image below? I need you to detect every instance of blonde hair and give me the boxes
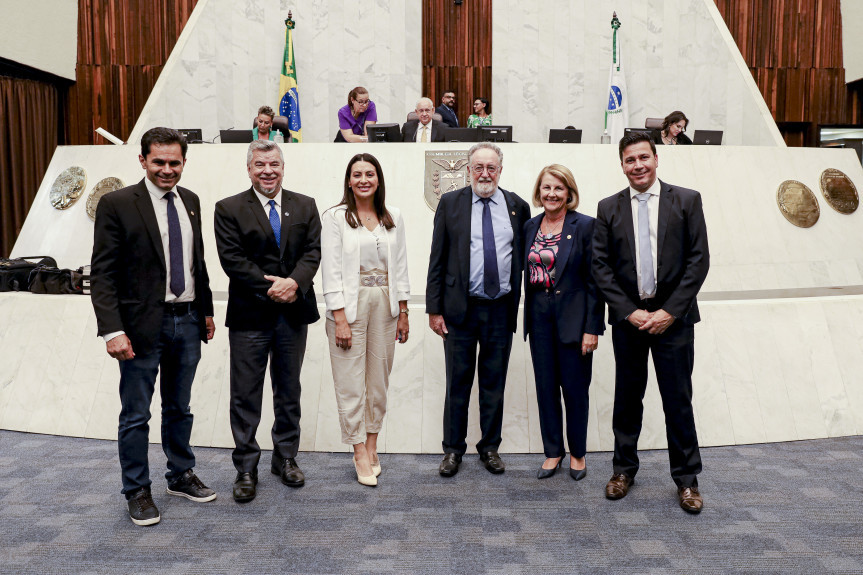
[531,164,580,211]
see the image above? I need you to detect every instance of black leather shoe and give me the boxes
[127,487,160,526]
[479,451,505,474]
[166,469,217,502]
[569,465,587,481]
[439,453,462,477]
[272,453,305,487]
[232,471,257,503]
[537,457,562,479]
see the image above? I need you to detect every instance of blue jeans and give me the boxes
[117,309,201,495]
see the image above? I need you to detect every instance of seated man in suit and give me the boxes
[436,91,459,128]
[427,142,531,477]
[214,140,322,503]
[402,97,446,143]
[592,131,710,514]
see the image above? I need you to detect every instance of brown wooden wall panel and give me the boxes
[422,0,492,128]
[67,0,198,145]
[714,0,862,146]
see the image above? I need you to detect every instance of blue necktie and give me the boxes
[480,197,500,298]
[636,193,655,297]
[268,199,281,247]
[164,192,184,297]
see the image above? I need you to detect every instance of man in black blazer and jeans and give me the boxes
[215,140,321,502]
[427,142,530,477]
[91,127,217,526]
[592,131,710,513]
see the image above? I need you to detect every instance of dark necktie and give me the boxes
[268,199,281,247]
[164,192,184,297]
[480,197,500,298]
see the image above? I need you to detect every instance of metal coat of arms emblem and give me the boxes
[424,150,470,211]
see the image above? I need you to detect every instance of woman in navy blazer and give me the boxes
[523,164,605,480]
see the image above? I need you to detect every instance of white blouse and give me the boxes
[359,225,387,272]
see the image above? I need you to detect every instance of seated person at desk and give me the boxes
[658,111,692,145]
[467,97,492,128]
[436,90,459,128]
[338,87,377,142]
[253,105,281,141]
[402,97,446,142]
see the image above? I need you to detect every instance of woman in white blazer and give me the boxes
[321,153,410,487]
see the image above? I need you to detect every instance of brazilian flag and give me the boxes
[278,16,302,142]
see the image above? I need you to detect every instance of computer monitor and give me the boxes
[548,129,582,144]
[176,128,203,143]
[366,123,402,142]
[443,127,480,142]
[220,129,254,144]
[692,130,723,145]
[480,125,513,143]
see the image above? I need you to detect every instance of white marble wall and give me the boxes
[492,0,784,146]
[7,143,863,452]
[128,0,423,144]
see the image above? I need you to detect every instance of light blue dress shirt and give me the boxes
[469,188,513,299]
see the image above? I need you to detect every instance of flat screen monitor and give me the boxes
[366,123,401,142]
[818,124,863,145]
[220,129,254,144]
[692,130,723,145]
[443,127,480,142]
[480,125,513,143]
[624,127,659,142]
[548,129,582,144]
[177,128,203,143]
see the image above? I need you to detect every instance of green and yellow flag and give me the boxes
[278,15,302,142]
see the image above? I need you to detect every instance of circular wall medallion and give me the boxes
[49,166,87,210]
[85,177,125,220]
[777,180,819,228]
[819,168,858,214]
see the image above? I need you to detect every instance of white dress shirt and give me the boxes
[414,121,433,143]
[630,178,660,300]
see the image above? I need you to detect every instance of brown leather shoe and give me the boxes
[605,473,633,500]
[678,486,703,514]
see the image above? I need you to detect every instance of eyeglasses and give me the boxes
[354,99,370,106]
[471,164,499,175]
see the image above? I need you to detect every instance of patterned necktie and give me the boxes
[164,192,184,297]
[480,197,500,298]
[268,199,281,247]
[421,125,428,142]
[635,192,655,297]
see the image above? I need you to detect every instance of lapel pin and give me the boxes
[567,234,571,239]
[511,211,516,215]
[190,211,195,216]
[284,212,289,216]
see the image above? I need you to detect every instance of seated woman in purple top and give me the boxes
[338,86,377,142]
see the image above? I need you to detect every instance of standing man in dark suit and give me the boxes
[435,90,459,128]
[214,140,321,503]
[402,97,447,142]
[427,142,530,477]
[91,127,217,526]
[592,131,710,513]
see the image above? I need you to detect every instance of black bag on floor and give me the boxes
[0,256,58,292]
[28,265,85,295]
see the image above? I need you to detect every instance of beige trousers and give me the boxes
[326,284,397,445]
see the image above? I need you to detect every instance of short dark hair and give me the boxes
[618,131,656,160]
[257,105,275,119]
[141,127,188,158]
[474,97,491,114]
[662,110,688,132]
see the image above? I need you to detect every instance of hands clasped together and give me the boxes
[627,308,675,335]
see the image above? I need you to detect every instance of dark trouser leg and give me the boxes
[475,298,512,453]
[158,310,202,482]
[269,315,306,460]
[611,322,650,479]
[559,338,593,460]
[117,330,163,495]
[651,322,701,488]
[228,328,272,473]
[442,317,478,456]
[528,293,565,458]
